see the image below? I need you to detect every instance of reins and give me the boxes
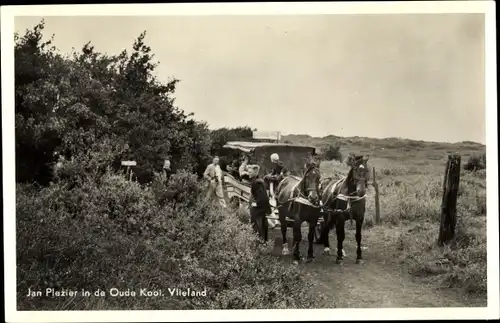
[297,166,321,206]
[279,166,322,208]
[319,172,367,216]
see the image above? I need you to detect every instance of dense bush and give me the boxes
[15,21,211,185]
[464,153,486,172]
[17,170,325,310]
[321,144,343,162]
[149,170,203,208]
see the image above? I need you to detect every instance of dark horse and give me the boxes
[317,153,370,264]
[275,161,322,264]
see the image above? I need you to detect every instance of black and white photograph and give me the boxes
[2,2,498,322]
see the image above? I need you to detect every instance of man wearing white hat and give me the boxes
[264,153,289,208]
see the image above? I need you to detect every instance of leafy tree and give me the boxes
[15,21,212,184]
[209,126,253,155]
[15,21,63,184]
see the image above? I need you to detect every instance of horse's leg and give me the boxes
[307,216,318,262]
[336,216,346,264]
[355,215,364,264]
[292,206,302,264]
[320,211,335,254]
[317,212,328,245]
[278,205,289,255]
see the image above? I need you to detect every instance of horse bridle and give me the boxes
[300,166,321,200]
[320,166,367,214]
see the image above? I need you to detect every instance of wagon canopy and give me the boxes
[222,141,316,176]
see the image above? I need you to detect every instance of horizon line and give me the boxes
[204,123,486,146]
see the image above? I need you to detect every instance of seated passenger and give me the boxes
[264,153,290,207]
[239,155,251,183]
[231,158,241,178]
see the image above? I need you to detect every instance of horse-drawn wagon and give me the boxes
[219,141,325,241]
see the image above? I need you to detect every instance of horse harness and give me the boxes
[277,167,322,210]
[319,176,367,221]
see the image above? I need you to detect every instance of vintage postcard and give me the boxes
[2,1,498,322]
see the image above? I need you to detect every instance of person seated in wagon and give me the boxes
[264,153,290,207]
[226,155,241,179]
[238,154,251,183]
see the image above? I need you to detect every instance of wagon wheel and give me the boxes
[228,196,240,212]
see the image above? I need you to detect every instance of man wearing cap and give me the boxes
[248,165,271,242]
[203,156,227,208]
[264,153,289,207]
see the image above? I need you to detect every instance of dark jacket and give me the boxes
[250,177,271,213]
[162,168,172,181]
[229,159,240,178]
[268,161,289,181]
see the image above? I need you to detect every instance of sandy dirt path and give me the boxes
[268,224,486,308]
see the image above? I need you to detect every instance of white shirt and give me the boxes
[214,164,222,181]
[204,163,223,182]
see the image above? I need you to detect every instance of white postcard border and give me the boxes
[2,1,498,322]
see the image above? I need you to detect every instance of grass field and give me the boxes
[283,134,487,298]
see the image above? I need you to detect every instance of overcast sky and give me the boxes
[15,14,485,144]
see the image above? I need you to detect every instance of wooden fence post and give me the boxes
[126,166,131,181]
[438,154,461,245]
[372,166,381,225]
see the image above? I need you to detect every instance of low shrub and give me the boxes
[150,170,203,208]
[397,217,486,296]
[374,159,487,298]
[17,170,325,310]
[464,153,486,172]
[321,144,343,162]
[388,171,487,296]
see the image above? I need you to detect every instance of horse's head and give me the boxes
[302,158,321,205]
[345,153,370,197]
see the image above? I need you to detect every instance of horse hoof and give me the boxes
[324,247,331,255]
[356,259,364,264]
[282,247,290,255]
[306,257,314,263]
[292,260,299,266]
[336,258,344,265]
